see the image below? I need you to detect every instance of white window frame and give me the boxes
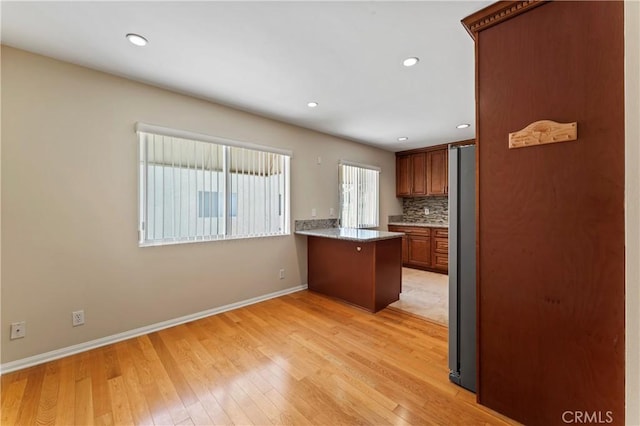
[339,160,380,229]
[137,123,292,246]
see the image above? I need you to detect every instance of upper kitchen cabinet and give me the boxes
[396,154,412,196]
[396,146,449,197]
[426,148,448,196]
[396,152,426,196]
[411,153,427,195]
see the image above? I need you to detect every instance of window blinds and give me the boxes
[137,123,291,246]
[339,161,380,229]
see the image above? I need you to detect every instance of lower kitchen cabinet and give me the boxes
[432,228,449,271]
[307,235,402,312]
[389,225,448,274]
[407,228,431,268]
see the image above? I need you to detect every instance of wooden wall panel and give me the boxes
[475,2,625,425]
[308,237,374,310]
[374,237,403,311]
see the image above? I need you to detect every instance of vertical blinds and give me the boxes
[137,124,291,246]
[339,162,380,229]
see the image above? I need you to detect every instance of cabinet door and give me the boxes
[308,237,375,310]
[411,153,427,196]
[407,235,431,267]
[396,155,412,196]
[432,236,449,271]
[426,149,448,196]
[432,253,449,271]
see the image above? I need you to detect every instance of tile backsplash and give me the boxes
[402,197,448,224]
[294,218,339,231]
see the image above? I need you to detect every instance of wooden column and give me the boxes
[463,1,625,424]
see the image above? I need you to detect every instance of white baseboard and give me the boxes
[1,284,308,375]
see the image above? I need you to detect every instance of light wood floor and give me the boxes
[1,290,515,425]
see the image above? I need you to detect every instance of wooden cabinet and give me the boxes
[396,153,426,196]
[407,227,431,267]
[400,234,408,264]
[307,235,402,312]
[410,153,427,196]
[396,147,447,197]
[388,225,448,273]
[426,149,448,196]
[396,155,411,196]
[431,228,449,272]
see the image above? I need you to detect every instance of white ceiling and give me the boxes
[1,1,489,152]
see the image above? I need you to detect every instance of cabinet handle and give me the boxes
[356,246,362,252]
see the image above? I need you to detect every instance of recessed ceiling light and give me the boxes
[403,57,419,67]
[456,123,471,129]
[307,102,318,108]
[398,137,409,142]
[126,33,148,47]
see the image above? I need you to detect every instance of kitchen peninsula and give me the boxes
[296,228,403,312]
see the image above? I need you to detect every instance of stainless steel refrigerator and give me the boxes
[448,144,476,392]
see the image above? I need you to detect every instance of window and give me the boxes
[339,161,380,228]
[197,192,237,218]
[137,123,291,246]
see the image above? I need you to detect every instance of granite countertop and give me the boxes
[295,228,404,242]
[388,222,449,228]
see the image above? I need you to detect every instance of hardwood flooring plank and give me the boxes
[108,376,134,425]
[103,346,122,380]
[75,377,95,426]
[184,401,214,426]
[115,341,154,425]
[125,339,175,425]
[137,339,191,425]
[73,350,92,382]
[53,359,76,425]
[94,412,114,426]
[225,382,273,425]
[175,417,195,426]
[209,385,254,425]
[264,388,314,426]
[233,376,281,425]
[0,378,27,425]
[148,333,198,408]
[89,350,113,420]
[14,366,45,425]
[196,393,233,425]
[34,362,60,426]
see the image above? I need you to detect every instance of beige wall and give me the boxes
[626,1,640,423]
[0,46,402,363]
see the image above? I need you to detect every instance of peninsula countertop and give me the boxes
[295,228,404,242]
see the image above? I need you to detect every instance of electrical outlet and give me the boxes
[311,208,317,217]
[72,310,85,327]
[329,208,335,217]
[10,321,26,340]
[424,208,430,215]
[279,269,285,280]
